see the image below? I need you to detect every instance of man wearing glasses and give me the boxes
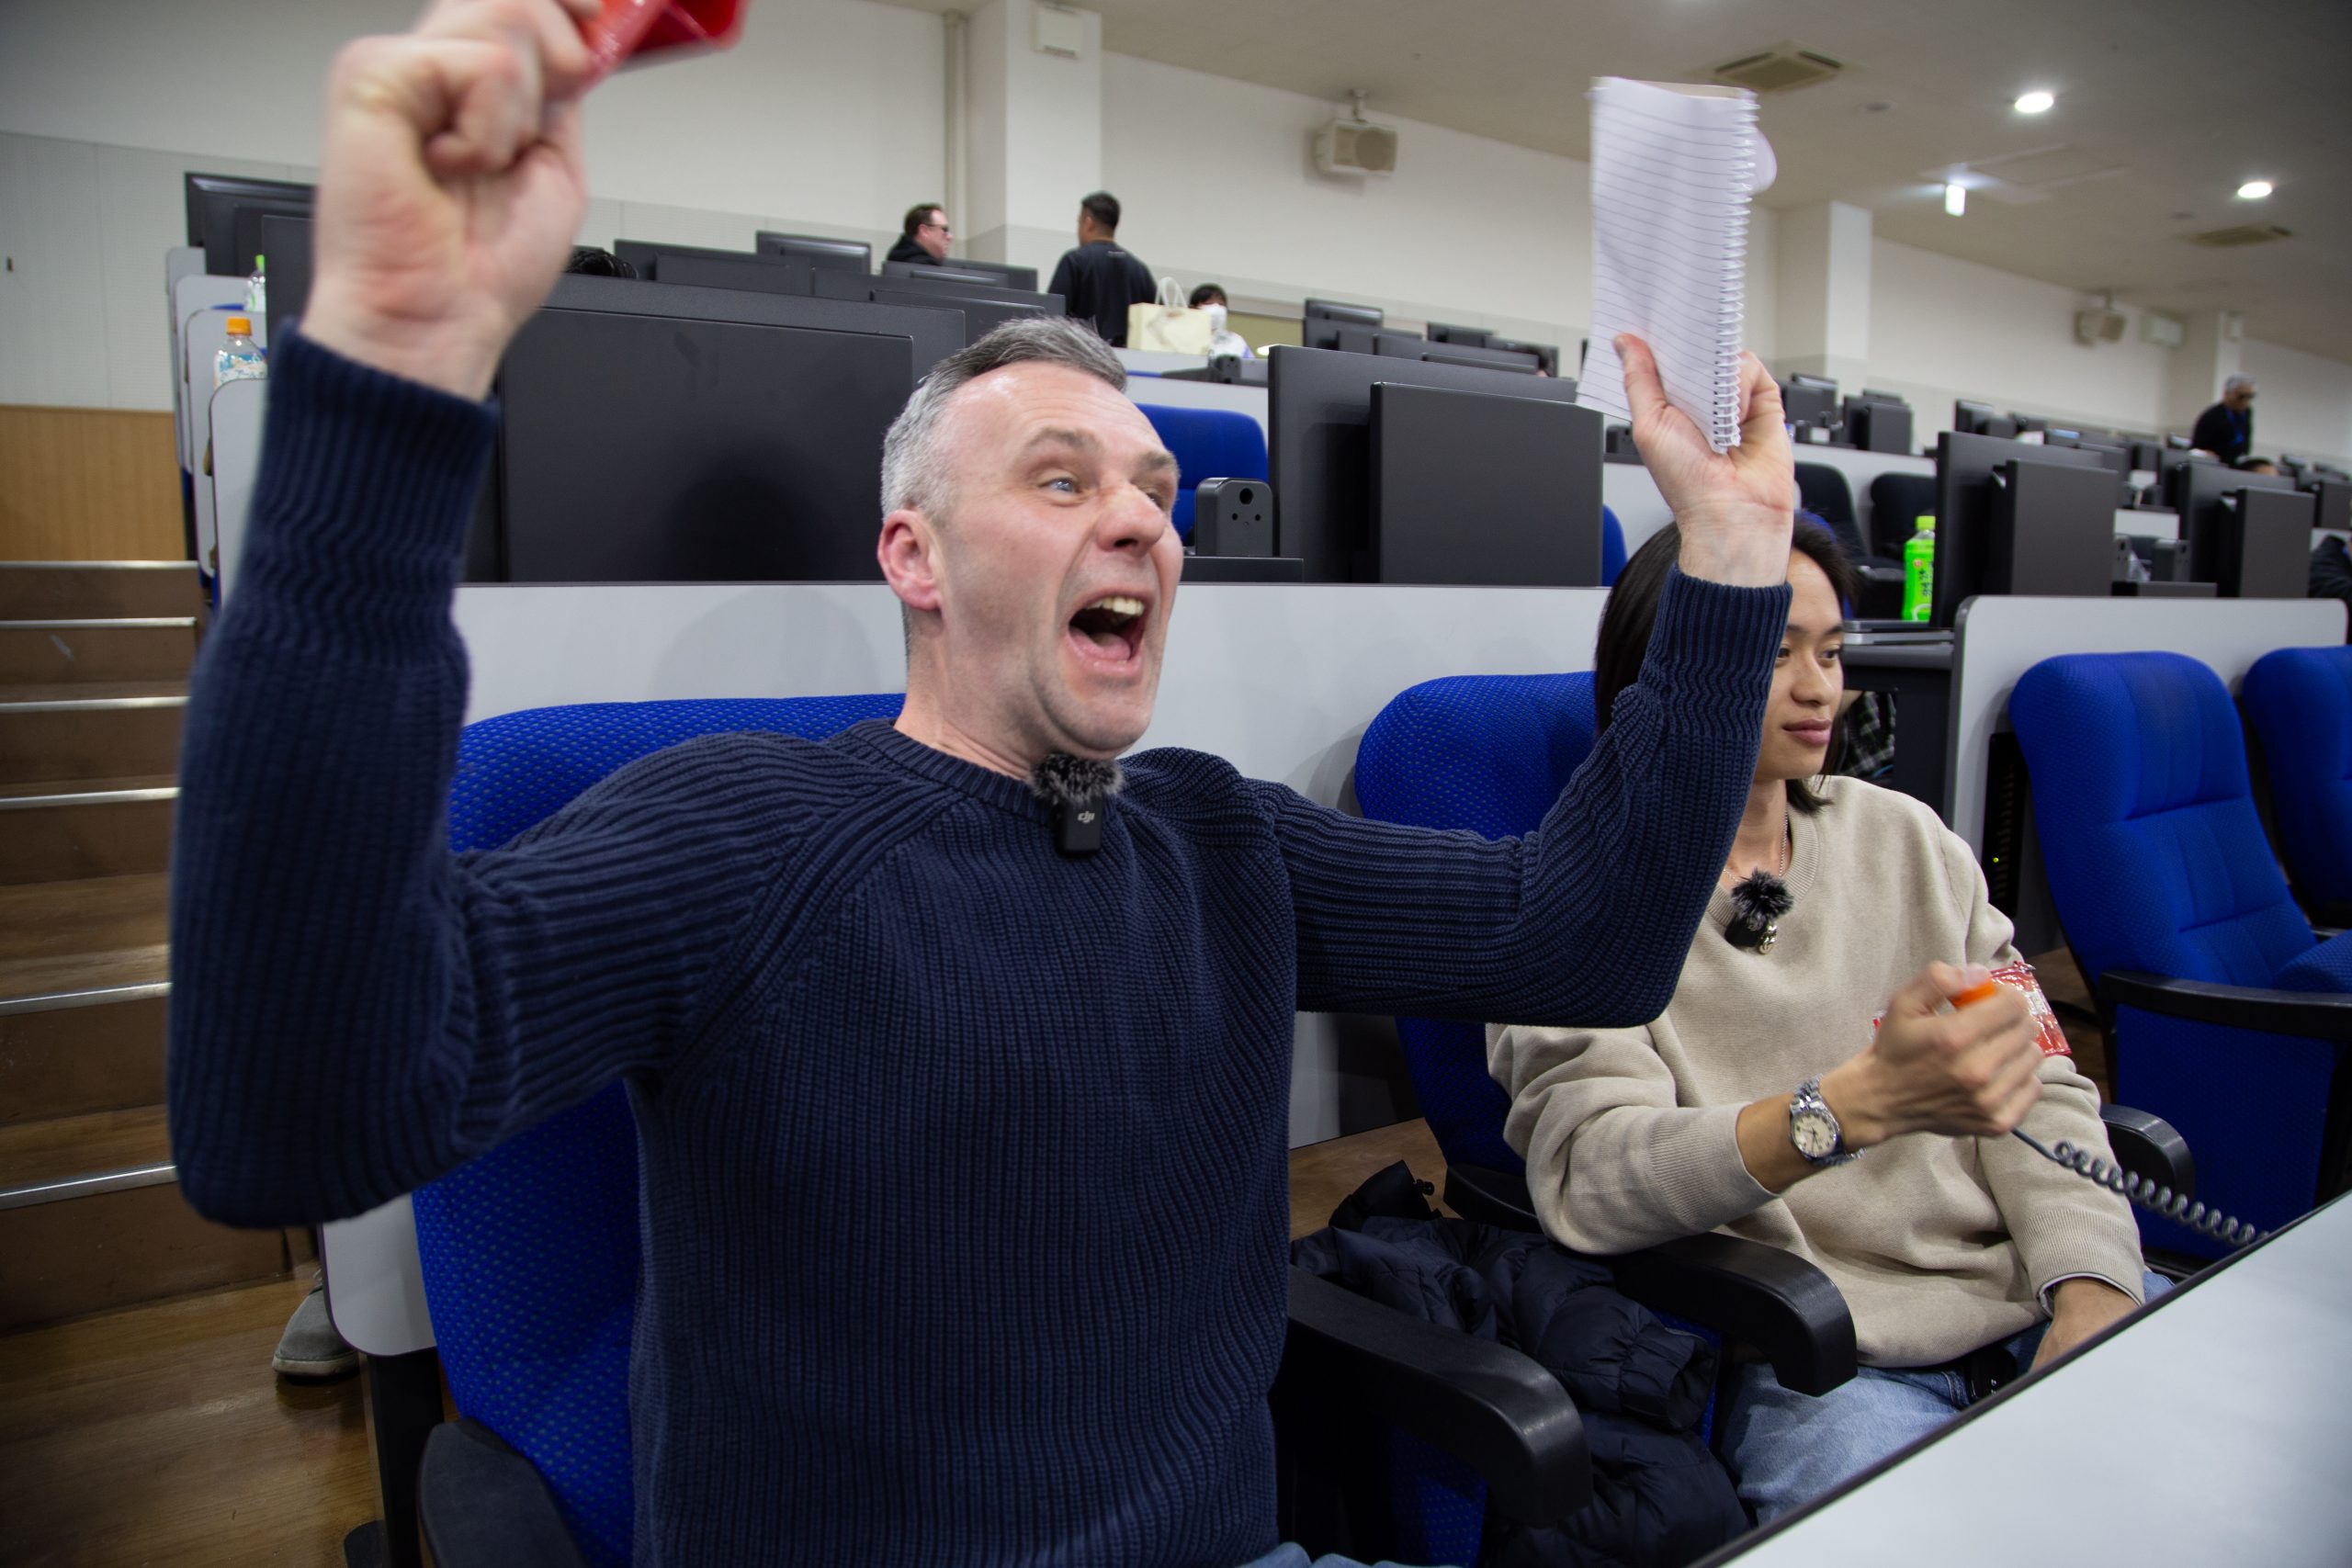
[888,202,954,266]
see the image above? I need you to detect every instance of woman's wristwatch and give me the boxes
[1790,1076,1860,1167]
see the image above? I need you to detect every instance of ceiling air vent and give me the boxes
[1711,44,1843,94]
[2188,224,2291,248]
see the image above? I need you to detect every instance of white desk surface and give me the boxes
[1715,1192,2352,1566]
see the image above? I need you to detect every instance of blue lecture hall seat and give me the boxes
[1600,506,1625,588]
[1134,402,1268,540]
[412,695,906,1565]
[2240,645,2352,924]
[2010,652,2352,1257]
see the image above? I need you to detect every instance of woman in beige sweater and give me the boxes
[1489,522,2155,1522]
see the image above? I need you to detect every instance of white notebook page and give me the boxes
[1577,78,1761,454]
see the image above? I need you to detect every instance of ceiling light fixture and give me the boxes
[1945,182,1967,217]
[2236,179,2274,199]
[2014,90,2055,114]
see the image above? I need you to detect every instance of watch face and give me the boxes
[1792,1108,1839,1159]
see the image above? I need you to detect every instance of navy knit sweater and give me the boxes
[167,334,1789,1567]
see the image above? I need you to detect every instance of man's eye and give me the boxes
[1044,476,1079,494]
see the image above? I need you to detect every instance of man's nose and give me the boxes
[1101,480,1171,551]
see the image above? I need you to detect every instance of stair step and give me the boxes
[0,620,198,685]
[0,1173,287,1332]
[0,1105,171,1193]
[0,873,169,971]
[0,780,176,884]
[0,561,200,621]
[0,983,170,1124]
[0,687,186,788]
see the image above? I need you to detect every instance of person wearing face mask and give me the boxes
[1188,283,1251,359]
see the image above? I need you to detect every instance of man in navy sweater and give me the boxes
[163,2,1886,1563]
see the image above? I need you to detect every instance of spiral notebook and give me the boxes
[1577,78,1763,454]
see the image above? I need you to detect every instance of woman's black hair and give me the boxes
[1591,516,1859,813]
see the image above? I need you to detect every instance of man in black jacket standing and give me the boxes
[886,203,951,266]
[2190,375,2257,464]
[1049,191,1156,346]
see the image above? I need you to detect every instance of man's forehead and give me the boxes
[949,362,1160,452]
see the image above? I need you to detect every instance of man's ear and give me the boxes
[878,508,944,615]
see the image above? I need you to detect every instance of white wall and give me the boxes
[2239,337,2352,468]
[1865,238,2177,446]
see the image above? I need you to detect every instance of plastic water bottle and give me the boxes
[1902,516,1935,622]
[215,316,266,388]
[245,254,267,318]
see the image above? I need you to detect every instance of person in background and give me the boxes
[2191,375,2257,464]
[1187,284,1253,360]
[1049,191,1156,346]
[2233,456,2279,476]
[1490,520,2154,1524]
[888,203,951,266]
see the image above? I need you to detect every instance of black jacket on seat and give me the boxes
[1292,1168,1748,1566]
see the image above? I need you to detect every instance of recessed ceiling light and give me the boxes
[2236,179,2274,199]
[2014,90,2055,114]
[1945,182,1967,217]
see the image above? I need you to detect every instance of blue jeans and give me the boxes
[1722,1272,2171,1522]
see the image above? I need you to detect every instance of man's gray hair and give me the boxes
[2223,374,2257,395]
[881,317,1128,518]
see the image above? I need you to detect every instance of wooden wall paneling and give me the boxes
[0,405,185,559]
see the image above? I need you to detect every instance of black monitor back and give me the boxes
[476,276,963,583]
[187,174,314,276]
[1953,400,1998,435]
[1986,459,2122,599]
[881,257,1039,291]
[810,269,1060,345]
[655,253,819,297]
[2177,464,2311,597]
[1487,338,1562,377]
[1843,397,1912,455]
[754,231,871,273]
[1370,384,1601,586]
[1782,379,1838,426]
[1931,432,2107,626]
[2315,478,2352,536]
[1303,299,1382,350]
[1269,344,1587,583]
[1425,322,1492,348]
[259,214,314,333]
[612,240,806,288]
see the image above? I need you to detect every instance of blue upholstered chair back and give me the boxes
[2009,653,2339,1249]
[1354,672,1600,1171]
[1135,402,1268,540]
[2241,646,2352,910]
[1600,506,1626,587]
[412,694,903,1567]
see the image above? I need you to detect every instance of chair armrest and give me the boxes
[2103,970,2352,1042]
[1283,1266,1590,1525]
[419,1419,590,1568]
[2099,1103,2195,1197]
[1445,1166,1857,1397]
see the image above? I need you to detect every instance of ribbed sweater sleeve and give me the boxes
[167,336,786,1227]
[1270,568,1789,1028]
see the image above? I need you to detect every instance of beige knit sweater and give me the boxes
[1487,776,2144,1368]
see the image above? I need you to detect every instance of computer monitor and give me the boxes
[1953,400,2001,436]
[878,258,1041,292]
[1369,383,1601,586]
[1424,322,1492,348]
[2128,440,2164,473]
[258,214,314,333]
[1984,458,2124,600]
[1334,325,1423,358]
[1929,432,2109,627]
[753,231,872,274]
[2315,479,2352,536]
[612,240,807,288]
[1843,396,1913,455]
[186,173,314,277]
[471,275,964,583]
[2176,463,2312,598]
[809,268,1062,346]
[1486,337,1562,378]
[2011,414,2049,434]
[1782,378,1839,428]
[1421,344,1545,375]
[1268,343,1590,583]
[1302,299,1383,351]
[656,253,820,298]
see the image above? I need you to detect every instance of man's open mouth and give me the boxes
[1068,594,1148,661]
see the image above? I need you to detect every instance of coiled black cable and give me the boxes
[2010,1129,2264,1249]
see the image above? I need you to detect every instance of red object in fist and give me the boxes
[579,0,743,81]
